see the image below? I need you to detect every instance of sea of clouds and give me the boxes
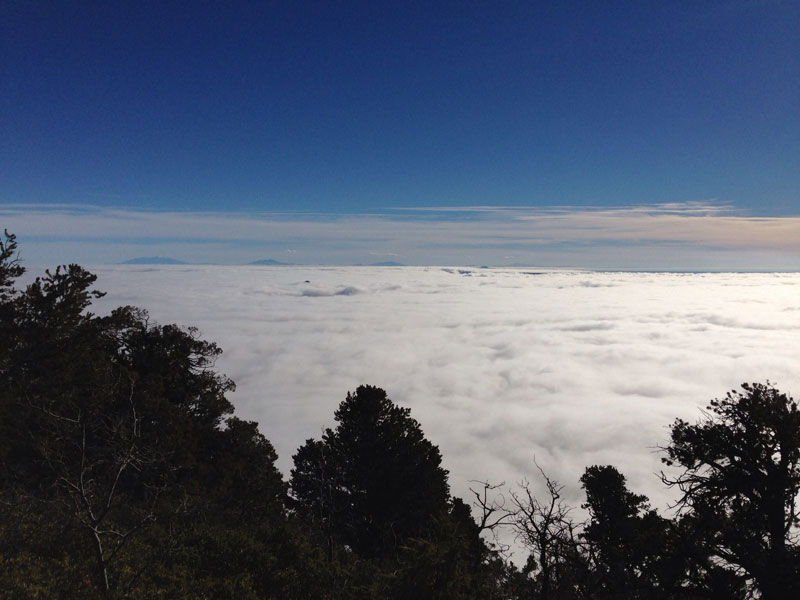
[86,266,800,516]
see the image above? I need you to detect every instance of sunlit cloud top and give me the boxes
[79,266,800,518]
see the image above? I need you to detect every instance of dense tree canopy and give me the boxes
[291,385,452,560]
[0,231,300,597]
[662,382,800,599]
[580,465,674,599]
[288,385,512,599]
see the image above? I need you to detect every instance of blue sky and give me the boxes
[1,1,798,267]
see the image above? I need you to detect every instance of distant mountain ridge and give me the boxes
[121,257,187,265]
[249,258,292,265]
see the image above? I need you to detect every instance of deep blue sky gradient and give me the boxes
[3,1,798,217]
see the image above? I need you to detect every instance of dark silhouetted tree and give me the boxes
[581,465,678,599]
[508,462,587,600]
[0,234,303,598]
[290,385,508,599]
[290,385,451,560]
[661,382,800,599]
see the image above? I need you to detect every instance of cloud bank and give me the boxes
[3,202,799,269]
[79,266,800,517]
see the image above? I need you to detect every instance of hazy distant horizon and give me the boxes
[22,259,800,274]
[5,202,800,271]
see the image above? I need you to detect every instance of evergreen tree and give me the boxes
[289,385,508,599]
[0,232,306,598]
[661,383,800,599]
[291,385,451,560]
[581,465,674,599]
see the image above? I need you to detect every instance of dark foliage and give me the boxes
[289,385,504,598]
[0,232,307,597]
[581,465,675,598]
[661,382,800,599]
[291,385,451,559]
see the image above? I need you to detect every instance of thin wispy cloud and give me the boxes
[2,202,798,269]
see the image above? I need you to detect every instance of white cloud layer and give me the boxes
[3,202,799,269]
[77,266,800,519]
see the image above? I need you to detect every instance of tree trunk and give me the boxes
[91,528,111,596]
